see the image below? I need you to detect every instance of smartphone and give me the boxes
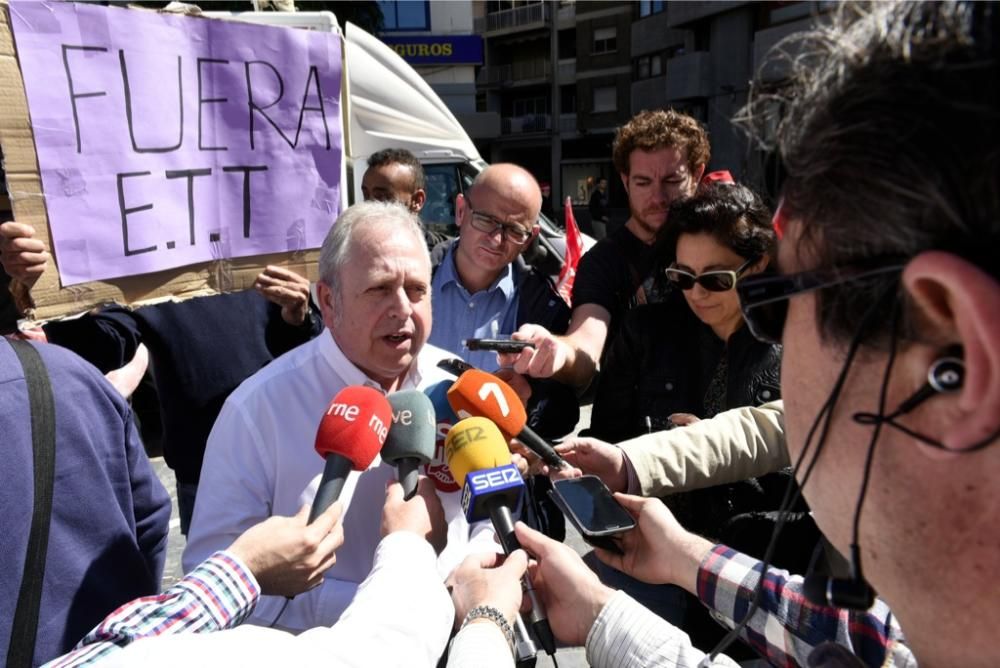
[549,475,636,554]
[463,338,535,354]
[436,357,477,377]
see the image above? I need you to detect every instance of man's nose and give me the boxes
[485,225,506,244]
[655,184,672,204]
[388,287,413,319]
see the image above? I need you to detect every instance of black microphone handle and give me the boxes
[308,454,353,523]
[488,500,557,656]
[516,425,568,470]
[396,457,422,501]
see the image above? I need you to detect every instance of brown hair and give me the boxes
[612,109,710,176]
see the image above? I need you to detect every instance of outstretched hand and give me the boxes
[446,551,528,630]
[593,493,712,593]
[514,521,614,646]
[228,502,344,598]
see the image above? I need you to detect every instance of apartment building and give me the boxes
[376,1,500,140]
[471,1,634,226]
[634,1,824,193]
[375,1,825,223]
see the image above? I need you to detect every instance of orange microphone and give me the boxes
[446,369,567,469]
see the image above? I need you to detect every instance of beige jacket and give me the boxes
[620,401,788,497]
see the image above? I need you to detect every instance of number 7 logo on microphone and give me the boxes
[477,381,510,418]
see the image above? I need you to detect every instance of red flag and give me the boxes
[556,197,584,306]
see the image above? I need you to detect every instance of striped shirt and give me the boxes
[44,551,258,667]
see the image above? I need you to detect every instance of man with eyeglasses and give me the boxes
[502,109,709,390]
[428,164,579,447]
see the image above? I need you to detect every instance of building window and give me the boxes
[558,28,576,59]
[592,85,616,113]
[378,1,430,31]
[635,53,664,79]
[560,85,577,114]
[592,27,617,55]
[513,96,548,116]
[638,0,664,18]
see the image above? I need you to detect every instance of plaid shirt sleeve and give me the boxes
[696,545,907,668]
[44,551,260,668]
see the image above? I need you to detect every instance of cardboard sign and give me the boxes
[0,1,343,320]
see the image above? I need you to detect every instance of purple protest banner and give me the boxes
[9,1,342,286]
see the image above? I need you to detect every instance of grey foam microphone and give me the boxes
[383,390,437,500]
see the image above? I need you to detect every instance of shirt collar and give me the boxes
[439,242,517,300]
[319,330,424,393]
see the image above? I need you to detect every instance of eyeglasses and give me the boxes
[465,198,533,245]
[665,258,757,292]
[736,264,906,344]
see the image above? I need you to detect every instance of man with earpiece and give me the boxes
[432,3,1000,667]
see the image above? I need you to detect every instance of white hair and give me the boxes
[318,200,428,291]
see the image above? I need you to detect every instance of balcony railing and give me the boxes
[477,59,551,85]
[501,114,552,134]
[474,2,550,34]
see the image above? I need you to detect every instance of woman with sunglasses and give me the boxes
[589,182,779,442]
[587,182,816,655]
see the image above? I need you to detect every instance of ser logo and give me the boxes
[444,425,485,462]
[469,466,521,493]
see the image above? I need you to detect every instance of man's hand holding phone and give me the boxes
[549,476,636,555]
[594,493,714,596]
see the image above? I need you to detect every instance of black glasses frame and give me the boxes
[464,197,533,245]
[737,264,906,344]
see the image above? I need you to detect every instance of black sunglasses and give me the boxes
[665,257,757,292]
[736,264,906,344]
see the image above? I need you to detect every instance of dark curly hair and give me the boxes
[367,148,426,191]
[612,109,710,176]
[655,182,775,272]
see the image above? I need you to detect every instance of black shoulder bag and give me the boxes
[5,338,56,668]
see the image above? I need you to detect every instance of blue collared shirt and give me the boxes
[429,244,520,371]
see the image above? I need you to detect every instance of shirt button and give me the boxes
[665,382,674,391]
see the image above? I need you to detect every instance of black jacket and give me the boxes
[590,297,781,443]
[44,291,322,484]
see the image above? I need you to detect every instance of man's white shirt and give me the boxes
[183,332,497,631]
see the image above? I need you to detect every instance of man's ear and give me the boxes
[692,163,706,186]
[526,224,541,248]
[316,281,337,329]
[409,188,426,213]
[454,193,467,230]
[619,172,629,195]
[903,251,1000,453]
